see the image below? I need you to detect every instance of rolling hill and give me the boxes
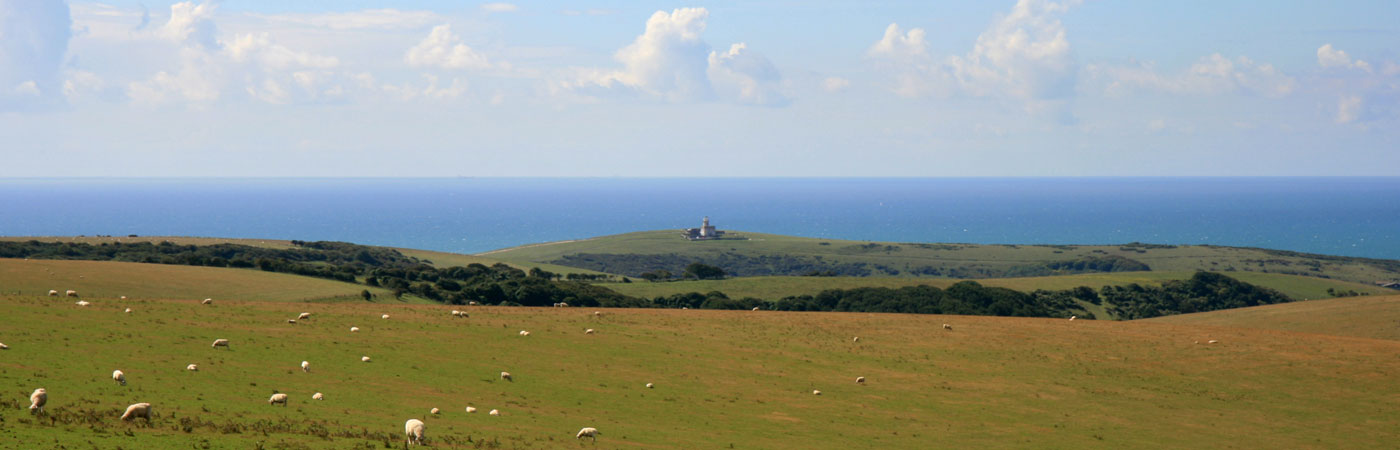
[1144,295,1400,341]
[0,258,400,303]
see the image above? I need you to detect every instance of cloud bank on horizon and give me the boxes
[0,0,1396,176]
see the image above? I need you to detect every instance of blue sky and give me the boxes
[1,0,1396,176]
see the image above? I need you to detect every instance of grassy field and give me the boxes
[1,293,1397,448]
[0,235,297,249]
[0,259,402,303]
[395,248,610,277]
[482,230,1400,285]
[1145,295,1400,341]
[596,271,1395,303]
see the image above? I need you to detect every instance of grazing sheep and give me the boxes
[269,393,288,406]
[66,290,78,297]
[465,406,477,413]
[646,383,654,389]
[853,336,860,343]
[752,307,760,311]
[362,356,372,362]
[121,402,152,421]
[813,390,822,395]
[856,377,866,384]
[120,296,127,300]
[202,298,212,305]
[1208,339,1220,344]
[298,312,311,320]
[468,301,478,305]
[500,371,512,381]
[488,409,500,416]
[301,361,310,372]
[430,407,440,415]
[186,364,198,371]
[112,370,127,386]
[0,343,7,350]
[48,290,58,296]
[519,330,530,336]
[350,327,360,332]
[381,314,390,319]
[576,427,600,442]
[29,388,46,415]
[405,418,425,446]
[75,301,90,306]
[942,324,952,330]
[594,311,602,317]
[312,392,323,400]
[288,319,297,324]
[124,308,132,313]
[1069,316,1077,321]
[585,329,596,335]
[212,339,230,349]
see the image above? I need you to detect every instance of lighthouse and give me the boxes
[682,217,725,240]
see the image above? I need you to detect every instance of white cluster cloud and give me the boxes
[158,0,219,49]
[1088,54,1295,98]
[1315,44,1396,125]
[1317,44,1371,72]
[405,25,495,70]
[481,3,518,14]
[0,0,72,111]
[561,8,787,105]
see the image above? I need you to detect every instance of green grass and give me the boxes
[596,271,1394,303]
[2,294,1397,448]
[481,230,1400,285]
[1143,294,1400,341]
[0,235,297,249]
[0,259,403,303]
[395,247,610,276]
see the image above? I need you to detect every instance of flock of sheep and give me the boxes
[21,291,606,446]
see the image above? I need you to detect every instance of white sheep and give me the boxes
[500,371,512,381]
[48,289,58,296]
[645,383,654,389]
[120,296,127,300]
[75,300,90,306]
[269,393,288,406]
[430,407,440,415]
[1208,339,1220,344]
[312,392,324,400]
[943,324,952,330]
[753,307,760,311]
[465,406,477,413]
[468,301,478,305]
[186,364,198,371]
[451,310,462,317]
[301,361,310,372]
[519,330,530,336]
[594,311,602,317]
[856,376,866,384]
[121,402,152,421]
[405,418,425,446]
[298,312,311,320]
[381,314,390,319]
[112,370,127,386]
[576,427,600,442]
[29,388,46,415]
[212,339,230,349]
[362,356,372,362]
[0,343,7,350]
[1069,316,1077,321]
[288,319,297,324]
[66,290,78,297]
[488,409,500,416]
[853,336,860,343]
[585,329,596,335]
[202,298,212,305]
[350,327,360,332]
[125,308,132,313]
[813,390,822,395]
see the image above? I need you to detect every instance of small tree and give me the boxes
[684,263,726,280]
[361,289,373,301]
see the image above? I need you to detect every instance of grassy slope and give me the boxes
[395,247,609,276]
[0,236,297,249]
[1144,295,1400,341]
[0,259,401,303]
[1,295,1397,448]
[482,230,1400,285]
[597,271,1393,303]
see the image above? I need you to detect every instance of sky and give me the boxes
[1,0,1397,177]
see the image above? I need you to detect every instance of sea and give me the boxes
[1,177,1397,260]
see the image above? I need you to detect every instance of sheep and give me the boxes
[405,418,425,446]
[1069,316,1077,321]
[1208,339,1220,344]
[124,308,132,314]
[48,289,58,296]
[186,364,198,371]
[576,427,600,442]
[488,409,500,416]
[468,301,478,305]
[113,370,127,386]
[451,310,461,317]
[753,307,760,311]
[853,336,860,343]
[942,324,952,330]
[594,311,602,317]
[350,327,360,332]
[430,407,440,415]
[298,312,311,320]
[813,390,822,395]
[585,329,596,335]
[312,392,324,400]
[301,361,310,372]
[29,388,46,415]
[645,383,654,389]
[211,339,230,349]
[0,343,7,350]
[465,406,477,413]
[381,314,390,319]
[288,319,297,324]
[202,298,212,305]
[362,356,372,362]
[856,376,866,384]
[269,393,288,406]
[120,296,127,300]
[500,371,512,381]
[66,290,78,297]
[75,300,90,306]
[519,330,530,336]
[121,402,152,421]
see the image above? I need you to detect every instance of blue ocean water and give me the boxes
[1,178,1397,259]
